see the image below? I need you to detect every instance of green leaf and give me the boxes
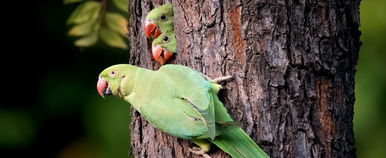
[105,13,128,34]
[68,21,94,36]
[99,28,128,49]
[75,32,98,47]
[112,0,129,12]
[63,0,84,4]
[67,1,101,25]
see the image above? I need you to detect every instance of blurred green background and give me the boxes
[0,0,385,157]
[355,0,386,157]
[1,0,130,158]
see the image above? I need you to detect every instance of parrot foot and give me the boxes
[189,147,211,158]
[201,73,234,83]
[211,75,233,83]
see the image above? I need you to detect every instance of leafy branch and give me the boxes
[64,0,129,49]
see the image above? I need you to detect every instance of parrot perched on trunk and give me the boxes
[97,64,269,158]
[144,2,174,39]
[152,32,176,65]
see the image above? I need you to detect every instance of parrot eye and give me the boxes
[109,71,117,78]
[163,36,169,42]
[160,15,166,20]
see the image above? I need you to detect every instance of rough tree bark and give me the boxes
[128,0,360,157]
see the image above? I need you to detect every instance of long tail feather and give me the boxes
[210,128,269,158]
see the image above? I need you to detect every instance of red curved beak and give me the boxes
[144,20,161,39]
[152,46,173,65]
[97,77,108,98]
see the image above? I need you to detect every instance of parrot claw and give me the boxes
[201,73,234,83]
[212,75,234,83]
[189,147,211,158]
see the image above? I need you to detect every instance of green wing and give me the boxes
[158,65,269,157]
[158,65,216,139]
[182,89,216,140]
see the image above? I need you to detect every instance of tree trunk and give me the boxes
[128,0,360,157]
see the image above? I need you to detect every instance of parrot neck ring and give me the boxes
[144,20,161,39]
[97,77,112,98]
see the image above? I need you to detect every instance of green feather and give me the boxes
[211,128,269,158]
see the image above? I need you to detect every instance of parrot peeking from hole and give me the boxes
[97,64,269,158]
[144,2,174,40]
[152,32,176,65]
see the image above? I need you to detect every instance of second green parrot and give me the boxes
[97,64,269,158]
[151,31,176,65]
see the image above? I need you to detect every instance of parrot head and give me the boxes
[97,64,134,98]
[144,2,174,39]
[152,32,176,65]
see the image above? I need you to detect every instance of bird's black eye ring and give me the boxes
[163,36,169,42]
[160,15,166,20]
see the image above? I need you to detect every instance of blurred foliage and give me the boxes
[65,0,129,49]
[0,110,37,148]
[1,0,131,157]
[355,0,386,157]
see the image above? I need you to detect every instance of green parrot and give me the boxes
[144,2,174,39]
[97,64,270,158]
[151,31,176,65]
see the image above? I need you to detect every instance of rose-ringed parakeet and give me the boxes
[97,64,269,158]
[144,2,174,39]
[151,31,176,65]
